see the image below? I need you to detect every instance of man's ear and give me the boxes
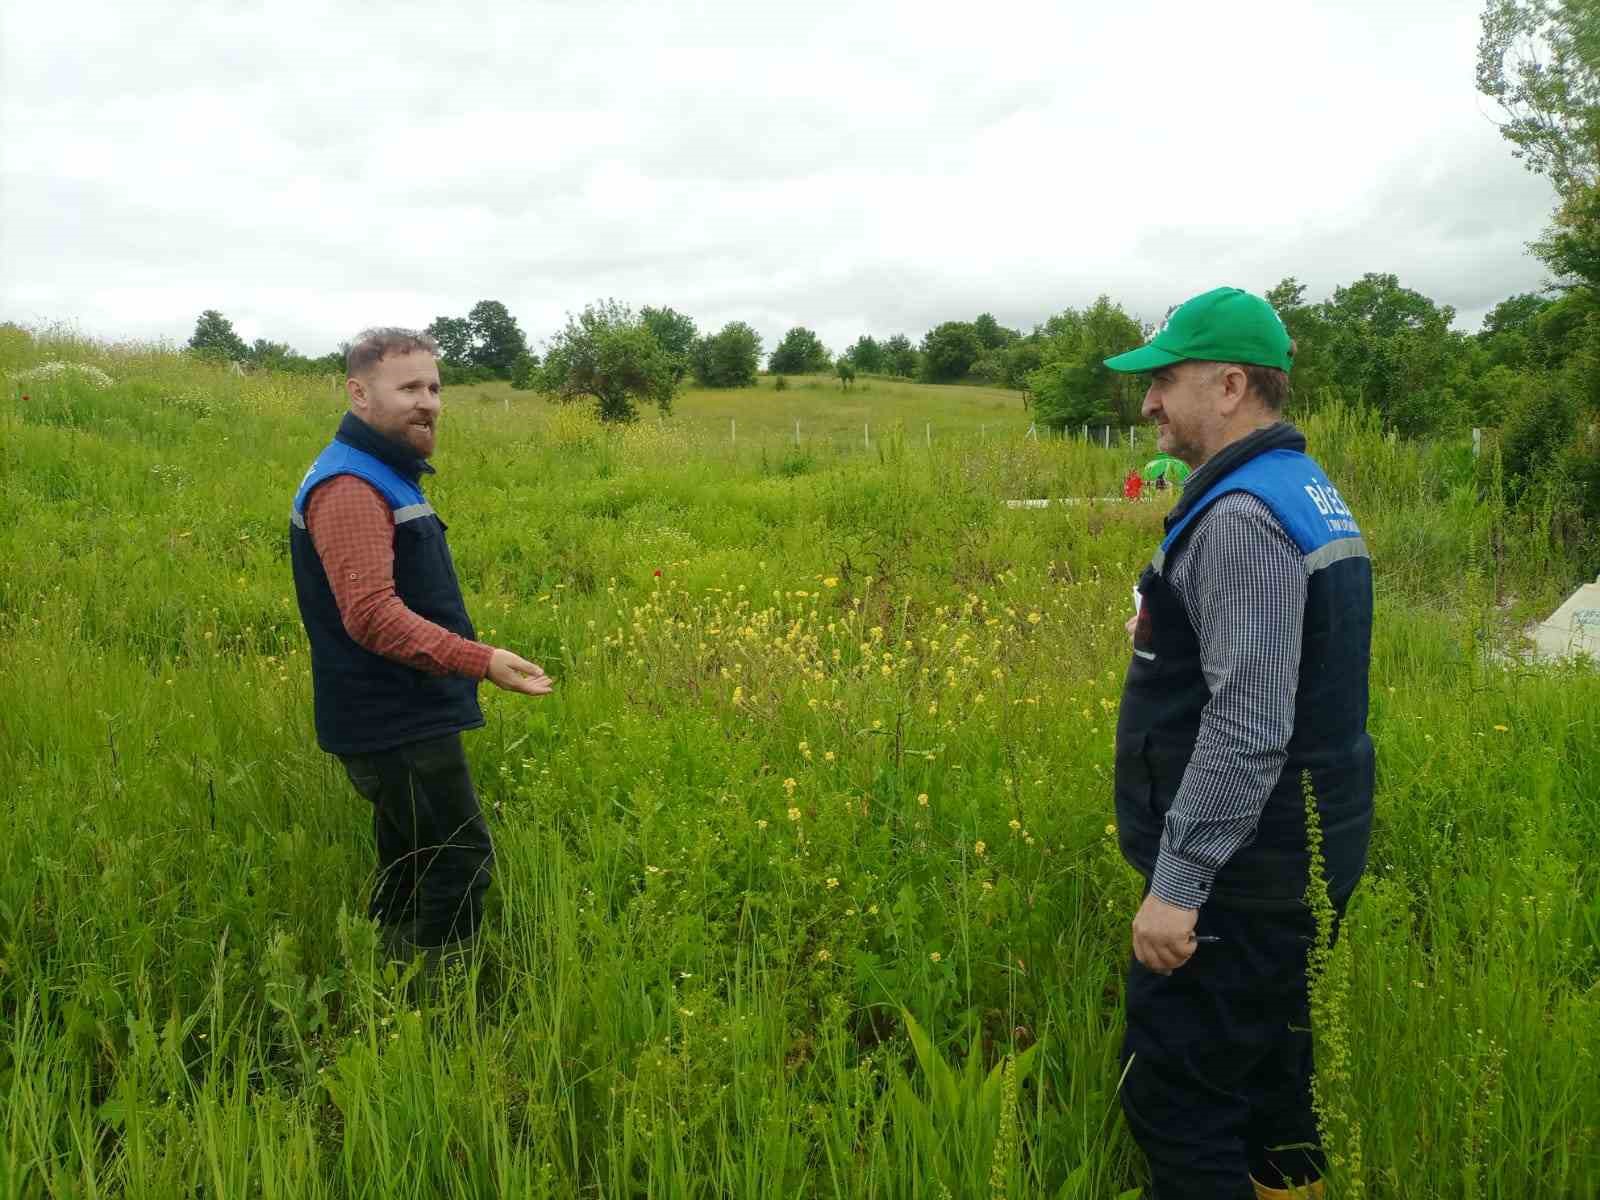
[345,374,366,411]
[1216,364,1250,416]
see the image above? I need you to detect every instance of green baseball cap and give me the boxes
[1104,286,1292,374]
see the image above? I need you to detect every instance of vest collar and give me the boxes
[1164,421,1304,535]
[333,411,435,481]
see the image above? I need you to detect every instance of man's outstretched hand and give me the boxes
[1131,891,1198,975]
[487,648,554,696]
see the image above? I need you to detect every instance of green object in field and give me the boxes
[1141,455,1191,484]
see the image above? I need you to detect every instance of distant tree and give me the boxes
[967,350,995,383]
[246,338,294,370]
[1315,273,1466,435]
[188,310,248,361]
[691,321,763,387]
[919,321,982,382]
[425,316,474,366]
[882,334,919,377]
[1263,276,1328,399]
[972,312,1018,350]
[1027,361,1106,428]
[1481,291,1551,338]
[641,306,698,382]
[836,359,856,389]
[768,327,832,374]
[1024,296,1143,429]
[999,335,1045,390]
[510,351,542,390]
[538,299,677,422]
[844,334,884,374]
[467,300,529,378]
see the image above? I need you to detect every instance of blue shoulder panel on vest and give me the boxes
[292,442,424,517]
[1161,449,1362,558]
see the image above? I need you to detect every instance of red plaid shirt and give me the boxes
[304,476,494,679]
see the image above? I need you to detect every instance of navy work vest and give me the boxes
[289,414,483,755]
[1115,428,1375,909]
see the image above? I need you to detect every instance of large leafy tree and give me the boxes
[425,316,474,366]
[691,321,762,388]
[881,334,919,377]
[188,310,248,361]
[919,321,982,382]
[640,306,698,382]
[768,327,832,374]
[1023,297,1144,429]
[972,312,1018,350]
[844,334,884,373]
[1314,273,1469,436]
[467,300,529,377]
[1478,0,1600,286]
[538,300,677,422]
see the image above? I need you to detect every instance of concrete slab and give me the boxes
[1531,578,1600,662]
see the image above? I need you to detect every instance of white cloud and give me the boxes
[0,0,1559,357]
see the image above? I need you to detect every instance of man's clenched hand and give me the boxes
[487,648,554,696]
[1131,892,1199,975]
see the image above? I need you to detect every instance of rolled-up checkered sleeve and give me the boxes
[1150,493,1306,909]
[305,476,494,680]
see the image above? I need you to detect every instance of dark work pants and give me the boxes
[1120,897,1346,1200]
[338,732,494,950]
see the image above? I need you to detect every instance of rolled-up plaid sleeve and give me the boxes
[304,476,494,680]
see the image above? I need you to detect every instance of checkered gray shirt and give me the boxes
[1150,491,1307,909]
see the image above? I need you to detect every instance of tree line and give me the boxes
[177,0,1600,534]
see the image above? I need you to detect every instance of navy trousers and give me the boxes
[1120,897,1346,1200]
[338,732,494,950]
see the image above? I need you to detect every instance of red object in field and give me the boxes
[653,568,662,577]
[1123,470,1143,500]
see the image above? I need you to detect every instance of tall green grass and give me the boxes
[1,330,1595,1197]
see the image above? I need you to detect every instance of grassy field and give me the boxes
[457,374,1049,458]
[1,329,1597,1198]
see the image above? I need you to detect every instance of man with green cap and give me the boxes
[1105,287,1374,1200]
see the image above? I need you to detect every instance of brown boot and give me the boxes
[1251,1178,1324,1199]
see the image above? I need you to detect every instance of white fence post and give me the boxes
[1472,427,1481,458]
[731,418,736,445]
[925,422,931,448]
[1103,425,1110,449]
[864,422,870,451]
[1081,423,1088,441]
[795,418,801,446]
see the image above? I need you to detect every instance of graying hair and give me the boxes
[346,327,439,378]
[1183,356,1293,412]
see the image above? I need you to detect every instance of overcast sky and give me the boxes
[0,0,1560,359]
